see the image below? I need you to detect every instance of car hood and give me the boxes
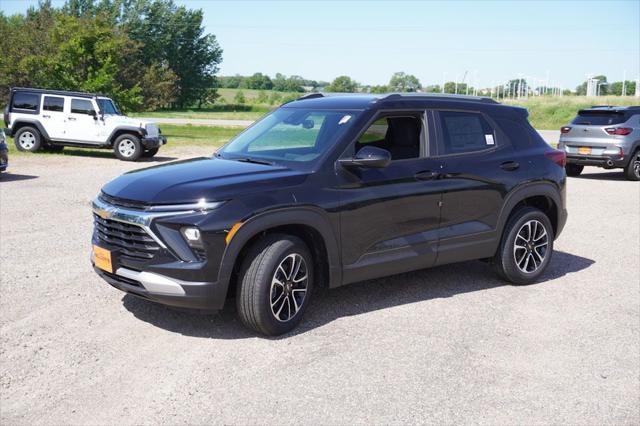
[104,115,154,128]
[101,157,307,205]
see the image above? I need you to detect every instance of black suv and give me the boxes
[91,93,568,335]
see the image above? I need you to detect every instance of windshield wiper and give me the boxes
[233,157,274,166]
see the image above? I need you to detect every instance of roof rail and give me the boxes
[296,93,324,101]
[376,92,498,104]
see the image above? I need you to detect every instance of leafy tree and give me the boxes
[219,75,243,88]
[140,62,178,110]
[326,76,358,93]
[388,72,421,92]
[608,80,636,96]
[256,90,269,104]
[369,85,389,94]
[243,72,273,90]
[234,90,246,104]
[424,85,442,93]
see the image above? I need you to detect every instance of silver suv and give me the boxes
[558,106,640,180]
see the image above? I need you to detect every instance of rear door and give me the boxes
[66,98,103,143]
[432,109,516,265]
[41,96,67,140]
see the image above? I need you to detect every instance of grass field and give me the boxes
[135,90,639,130]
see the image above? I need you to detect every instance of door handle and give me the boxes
[415,170,440,181]
[500,161,520,171]
[42,114,50,118]
[68,116,76,121]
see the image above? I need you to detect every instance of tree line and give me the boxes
[0,0,222,111]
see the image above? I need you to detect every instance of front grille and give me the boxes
[93,214,160,261]
[99,192,148,210]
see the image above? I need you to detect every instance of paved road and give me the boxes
[138,117,562,145]
[1,147,638,424]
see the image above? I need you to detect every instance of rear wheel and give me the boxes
[14,127,42,152]
[624,150,640,181]
[113,134,143,161]
[142,147,159,158]
[236,234,313,336]
[565,163,583,177]
[492,207,554,285]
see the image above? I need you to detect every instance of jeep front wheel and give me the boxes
[113,134,143,161]
[14,127,42,152]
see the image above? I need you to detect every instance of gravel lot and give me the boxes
[1,147,638,425]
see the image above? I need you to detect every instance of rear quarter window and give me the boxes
[12,93,40,111]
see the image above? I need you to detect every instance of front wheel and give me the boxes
[236,234,313,336]
[565,163,583,177]
[492,207,554,285]
[113,134,143,161]
[624,150,640,181]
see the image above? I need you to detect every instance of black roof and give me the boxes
[283,92,502,110]
[11,87,99,99]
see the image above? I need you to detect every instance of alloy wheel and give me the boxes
[270,253,308,322]
[118,139,136,158]
[634,153,640,179]
[513,219,548,274]
[18,132,36,150]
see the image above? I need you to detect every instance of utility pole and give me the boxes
[622,70,626,96]
[442,72,446,94]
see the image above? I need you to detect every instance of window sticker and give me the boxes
[338,115,352,125]
[485,134,495,145]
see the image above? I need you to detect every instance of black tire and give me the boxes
[113,134,143,161]
[492,207,554,285]
[14,126,42,152]
[624,150,640,181]
[565,163,583,177]
[142,147,159,158]
[236,234,314,336]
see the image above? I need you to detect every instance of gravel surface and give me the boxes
[1,147,638,425]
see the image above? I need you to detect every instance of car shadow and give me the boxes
[575,171,629,181]
[0,173,39,182]
[54,149,177,162]
[121,250,595,340]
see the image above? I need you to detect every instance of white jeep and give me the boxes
[3,88,167,161]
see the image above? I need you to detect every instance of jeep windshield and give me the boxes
[97,98,121,115]
[217,108,359,166]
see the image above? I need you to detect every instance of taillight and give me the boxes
[605,127,632,136]
[545,149,566,168]
[560,126,571,134]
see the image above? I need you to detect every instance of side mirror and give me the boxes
[89,110,98,120]
[339,146,391,169]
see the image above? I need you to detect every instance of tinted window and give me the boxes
[438,111,495,155]
[571,112,625,125]
[12,93,39,111]
[356,116,422,160]
[71,99,95,115]
[43,96,64,112]
[97,98,120,115]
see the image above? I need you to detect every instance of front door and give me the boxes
[66,98,103,143]
[337,112,445,285]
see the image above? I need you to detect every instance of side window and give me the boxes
[70,99,96,115]
[12,93,40,111]
[437,111,495,155]
[43,96,65,112]
[356,115,422,160]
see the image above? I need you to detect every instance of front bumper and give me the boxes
[94,266,226,310]
[141,135,167,149]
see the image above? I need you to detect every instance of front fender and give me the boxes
[216,206,342,293]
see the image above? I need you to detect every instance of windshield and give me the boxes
[97,98,121,115]
[218,108,359,165]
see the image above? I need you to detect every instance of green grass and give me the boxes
[6,124,243,157]
[505,96,639,129]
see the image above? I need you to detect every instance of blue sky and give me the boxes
[2,0,639,89]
